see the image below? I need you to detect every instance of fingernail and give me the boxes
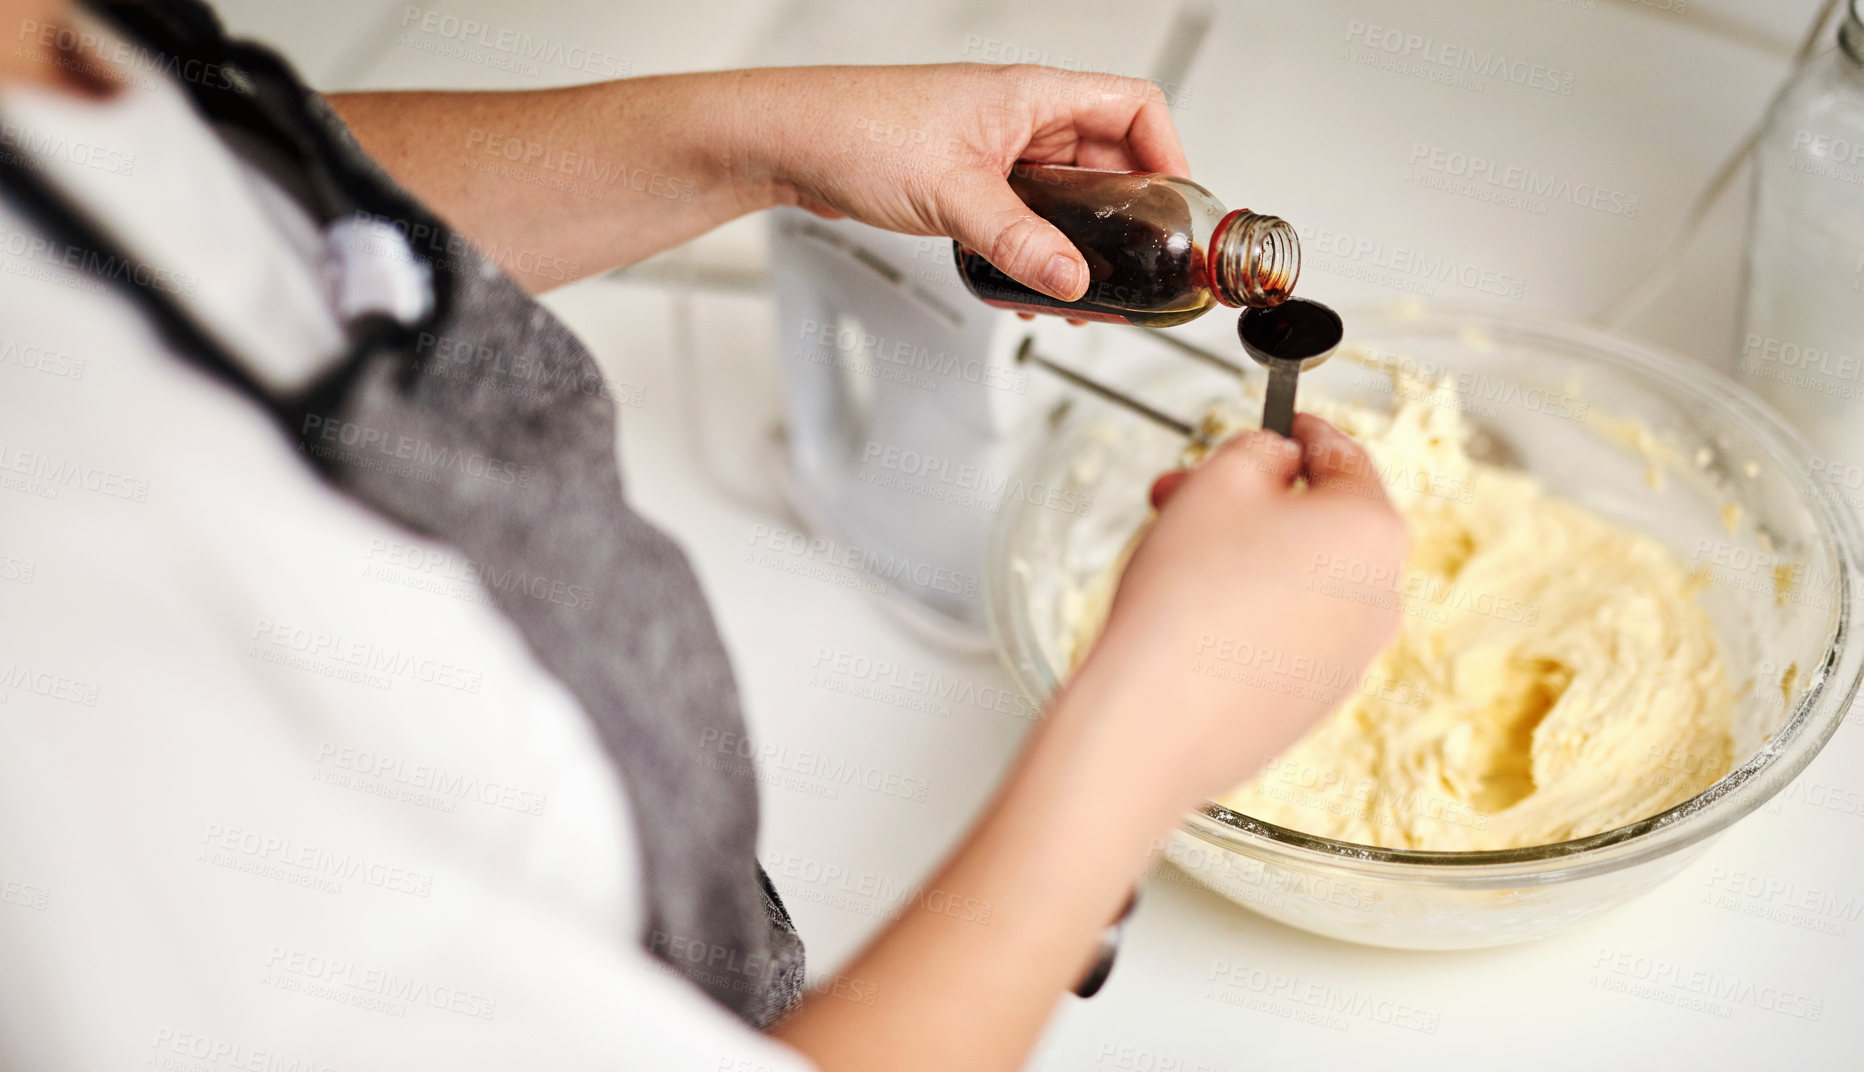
[1042,255,1082,299]
[1246,429,1299,454]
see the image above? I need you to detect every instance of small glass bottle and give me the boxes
[1737,0,1864,460]
[954,162,1301,328]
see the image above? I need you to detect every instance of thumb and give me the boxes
[1200,429,1306,497]
[945,182,1087,301]
[1292,414,1386,502]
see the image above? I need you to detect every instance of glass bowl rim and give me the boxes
[986,305,1864,883]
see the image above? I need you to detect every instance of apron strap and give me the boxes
[0,145,412,479]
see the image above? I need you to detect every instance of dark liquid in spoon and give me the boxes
[1238,297,1343,363]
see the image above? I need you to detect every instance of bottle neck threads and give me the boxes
[1210,210,1301,309]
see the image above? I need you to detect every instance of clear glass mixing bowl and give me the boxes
[987,307,1864,949]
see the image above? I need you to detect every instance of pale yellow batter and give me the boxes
[1069,363,1734,851]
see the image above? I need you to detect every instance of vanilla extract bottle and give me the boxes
[954,162,1302,327]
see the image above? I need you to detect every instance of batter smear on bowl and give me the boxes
[1068,362,1735,851]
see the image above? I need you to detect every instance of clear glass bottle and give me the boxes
[954,163,1301,328]
[1738,0,1864,460]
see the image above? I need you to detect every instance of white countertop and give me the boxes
[220,0,1864,1065]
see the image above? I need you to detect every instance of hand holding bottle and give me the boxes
[744,63,1191,301]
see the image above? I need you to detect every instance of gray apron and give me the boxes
[1,0,804,1027]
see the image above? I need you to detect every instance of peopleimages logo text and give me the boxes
[1345,21,1576,94]
[1408,145,1639,217]
[399,7,627,78]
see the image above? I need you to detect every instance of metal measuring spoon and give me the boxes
[1237,298,1344,437]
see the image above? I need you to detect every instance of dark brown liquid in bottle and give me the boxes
[953,167,1216,328]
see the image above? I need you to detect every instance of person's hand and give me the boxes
[738,63,1189,302]
[1070,415,1408,804]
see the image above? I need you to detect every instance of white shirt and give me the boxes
[0,32,815,1072]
